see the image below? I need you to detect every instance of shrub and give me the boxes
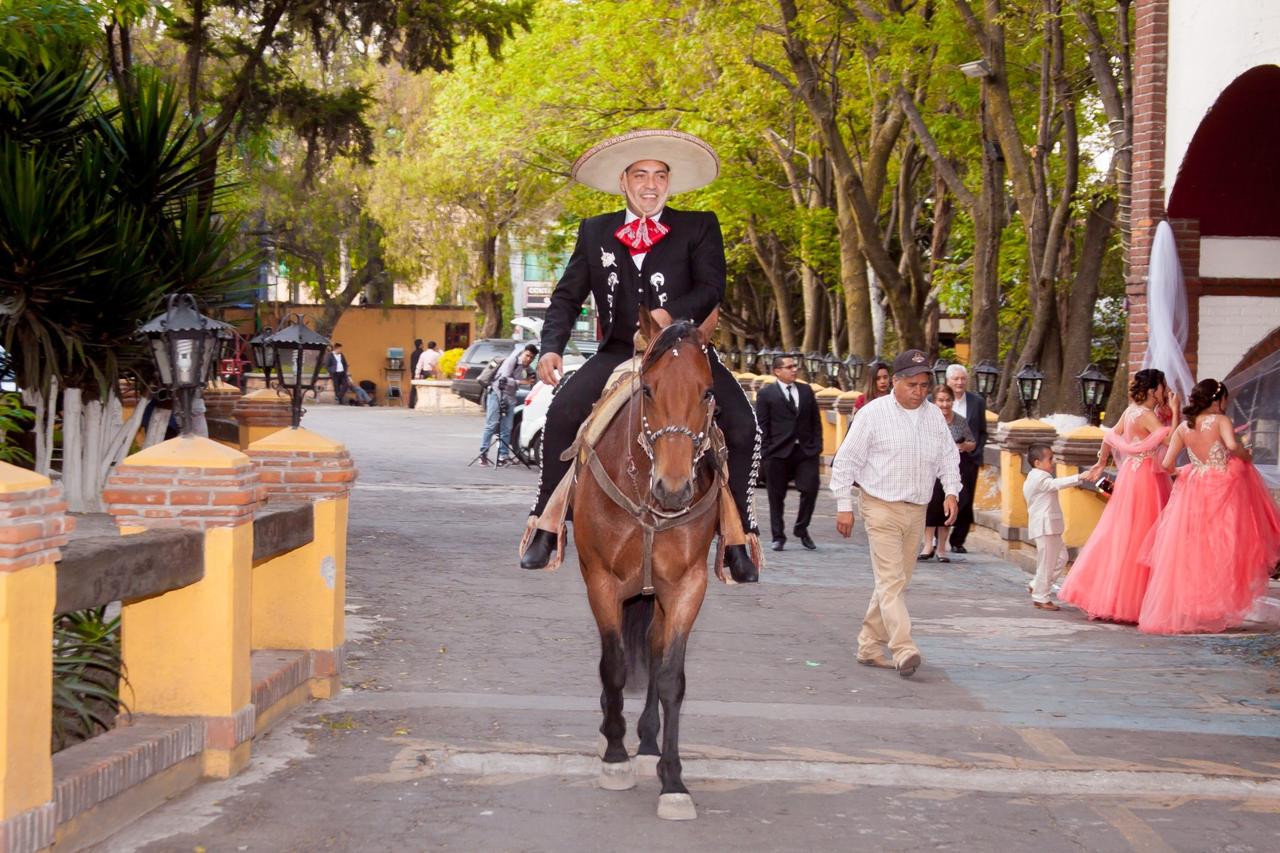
[438,347,465,379]
[52,607,127,752]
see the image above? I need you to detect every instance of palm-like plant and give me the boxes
[0,46,257,509]
[52,607,127,752]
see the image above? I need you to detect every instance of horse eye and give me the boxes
[642,384,654,398]
[703,389,714,400]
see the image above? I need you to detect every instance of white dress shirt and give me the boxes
[778,381,797,407]
[829,394,963,511]
[1022,468,1080,538]
[623,208,663,270]
[952,391,968,420]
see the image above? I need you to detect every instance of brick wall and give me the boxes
[1128,0,1172,376]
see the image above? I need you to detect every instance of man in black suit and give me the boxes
[756,354,822,551]
[325,343,351,405]
[519,130,760,582]
[946,364,988,553]
[408,338,424,408]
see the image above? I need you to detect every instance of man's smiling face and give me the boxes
[621,160,670,217]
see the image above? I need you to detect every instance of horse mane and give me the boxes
[640,320,703,374]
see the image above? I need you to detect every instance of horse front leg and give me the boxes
[654,568,707,821]
[585,571,634,791]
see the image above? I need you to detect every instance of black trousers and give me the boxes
[949,459,981,547]
[763,444,819,542]
[532,342,761,534]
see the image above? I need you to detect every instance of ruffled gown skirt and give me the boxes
[1137,458,1280,634]
[1059,456,1172,622]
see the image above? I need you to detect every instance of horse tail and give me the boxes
[621,594,654,685]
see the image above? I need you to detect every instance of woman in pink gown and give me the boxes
[1059,369,1174,622]
[1138,379,1280,634]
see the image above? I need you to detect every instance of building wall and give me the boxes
[222,304,475,396]
[1166,2,1280,200]
[1197,296,1280,380]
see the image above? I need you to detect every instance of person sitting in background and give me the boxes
[919,384,975,563]
[854,360,890,411]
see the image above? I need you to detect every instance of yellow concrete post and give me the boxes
[834,391,859,449]
[974,410,1003,514]
[814,387,843,457]
[232,388,292,450]
[102,437,263,779]
[247,428,358,699]
[0,467,73,850]
[1053,426,1108,549]
[994,419,1060,535]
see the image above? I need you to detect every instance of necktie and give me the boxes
[786,385,795,409]
[615,216,670,256]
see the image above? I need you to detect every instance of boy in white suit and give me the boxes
[1023,444,1096,611]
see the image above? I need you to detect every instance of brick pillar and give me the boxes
[1170,217,1202,378]
[1052,426,1108,549]
[203,380,243,422]
[233,388,292,450]
[1127,0,1172,375]
[246,428,357,698]
[102,437,264,778]
[0,467,73,853]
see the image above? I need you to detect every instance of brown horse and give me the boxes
[574,308,724,821]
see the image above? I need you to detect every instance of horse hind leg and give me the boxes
[634,600,664,776]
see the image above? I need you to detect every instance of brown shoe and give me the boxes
[856,655,894,669]
[896,652,922,678]
[1033,600,1061,611]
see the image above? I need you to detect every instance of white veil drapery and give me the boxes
[1141,221,1195,399]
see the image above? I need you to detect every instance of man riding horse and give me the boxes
[519,129,762,582]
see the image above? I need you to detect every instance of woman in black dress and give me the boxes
[920,384,976,562]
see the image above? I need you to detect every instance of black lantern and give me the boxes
[1076,362,1112,426]
[803,351,822,380]
[742,343,757,373]
[264,314,331,428]
[844,354,865,390]
[212,326,236,383]
[974,360,1000,400]
[249,326,275,375]
[1015,362,1045,419]
[138,293,229,435]
[932,358,952,388]
[823,352,841,385]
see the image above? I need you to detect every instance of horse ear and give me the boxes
[637,306,660,344]
[697,307,719,344]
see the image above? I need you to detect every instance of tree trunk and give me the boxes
[746,221,799,350]
[837,192,875,358]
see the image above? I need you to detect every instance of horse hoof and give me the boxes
[598,760,636,791]
[657,793,697,821]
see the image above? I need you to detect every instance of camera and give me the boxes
[1096,476,1114,495]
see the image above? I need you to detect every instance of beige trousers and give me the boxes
[1031,534,1068,603]
[857,492,926,665]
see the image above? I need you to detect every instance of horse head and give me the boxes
[636,307,719,514]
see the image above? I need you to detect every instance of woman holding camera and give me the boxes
[919,384,976,563]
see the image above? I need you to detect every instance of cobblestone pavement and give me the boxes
[100,406,1280,853]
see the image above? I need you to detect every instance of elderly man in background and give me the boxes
[946,363,988,555]
[831,349,962,678]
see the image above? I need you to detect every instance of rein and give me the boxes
[583,331,720,595]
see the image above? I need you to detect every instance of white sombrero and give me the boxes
[572,129,719,195]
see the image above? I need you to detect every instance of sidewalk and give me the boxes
[99,408,1280,853]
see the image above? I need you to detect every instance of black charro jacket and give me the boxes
[540,207,725,356]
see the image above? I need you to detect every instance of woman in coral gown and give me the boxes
[1137,379,1280,634]
[1059,369,1174,622]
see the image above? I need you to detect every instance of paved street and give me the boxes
[101,407,1280,852]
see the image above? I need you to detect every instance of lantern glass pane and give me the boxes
[200,335,219,382]
[150,337,172,385]
[305,348,324,386]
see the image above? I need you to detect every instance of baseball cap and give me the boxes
[892,349,931,378]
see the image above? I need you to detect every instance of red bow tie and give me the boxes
[615,216,669,255]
